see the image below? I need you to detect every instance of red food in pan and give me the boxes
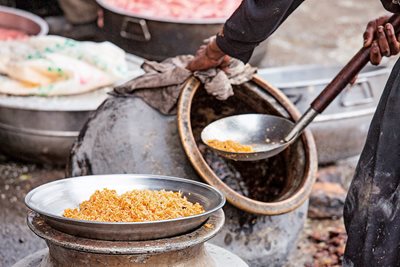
[107,0,241,20]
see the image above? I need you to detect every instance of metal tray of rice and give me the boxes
[25,174,225,241]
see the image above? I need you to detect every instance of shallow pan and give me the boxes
[25,174,225,241]
[0,5,48,36]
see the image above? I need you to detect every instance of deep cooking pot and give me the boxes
[258,64,390,163]
[0,5,48,36]
[68,76,317,266]
[96,0,268,66]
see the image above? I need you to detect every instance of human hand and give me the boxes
[363,15,400,65]
[186,37,230,71]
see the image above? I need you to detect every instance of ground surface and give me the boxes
[0,157,64,266]
[1,0,398,266]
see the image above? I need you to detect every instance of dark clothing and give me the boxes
[216,0,304,62]
[218,1,400,266]
[343,58,400,267]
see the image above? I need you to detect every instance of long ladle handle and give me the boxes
[285,13,400,142]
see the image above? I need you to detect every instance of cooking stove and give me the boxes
[13,210,247,267]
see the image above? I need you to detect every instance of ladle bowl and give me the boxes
[201,114,296,161]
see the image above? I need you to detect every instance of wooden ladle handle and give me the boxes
[311,14,400,113]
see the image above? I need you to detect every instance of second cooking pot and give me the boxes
[258,64,390,164]
[96,0,268,66]
[0,5,48,36]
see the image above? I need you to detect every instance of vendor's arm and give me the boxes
[187,0,304,71]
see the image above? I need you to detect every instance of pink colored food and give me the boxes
[0,27,28,40]
[106,0,241,20]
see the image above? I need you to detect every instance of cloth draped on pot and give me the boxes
[113,55,256,114]
[343,59,400,266]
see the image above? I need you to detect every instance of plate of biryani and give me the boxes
[25,174,225,241]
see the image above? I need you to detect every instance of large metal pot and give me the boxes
[0,5,48,36]
[68,78,317,266]
[0,55,143,165]
[96,0,268,66]
[258,64,390,164]
[0,91,108,165]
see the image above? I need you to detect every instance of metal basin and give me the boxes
[258,64,390,163]
[25,174,225,241]
[0,5,48,36]
[0,55,144,165]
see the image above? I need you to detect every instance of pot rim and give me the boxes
[258,64,390,89]
[0,121,79,137]
[315,107,375,122]
[0,5,49,36]
[177,76,318,215]
[97,0,227,25]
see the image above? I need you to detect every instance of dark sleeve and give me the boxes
[216,0,304,63]
[380,0,400,13]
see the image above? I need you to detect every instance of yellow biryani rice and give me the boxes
[63,188,204,222]
[207,139,254,153]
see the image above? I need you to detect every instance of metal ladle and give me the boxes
[202,14,400,161]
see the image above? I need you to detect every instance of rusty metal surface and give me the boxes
[27,210,224,255]
[23,210,226,267]
[13,244,249,267]
[42,243,215,267]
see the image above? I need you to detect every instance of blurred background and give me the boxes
[0,1,397,267]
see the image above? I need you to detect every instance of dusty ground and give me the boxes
[0,156,64,266]
[287,158,358,267]
[0,0,398,266]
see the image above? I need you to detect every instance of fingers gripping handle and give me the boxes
[310,14,400,113]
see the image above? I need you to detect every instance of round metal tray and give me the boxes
[25,174,226,241]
